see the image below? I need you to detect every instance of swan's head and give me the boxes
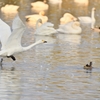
[92,7,96,11]
[42,40,47,43]
[39,11,45,16]
[26,17,30,22]
[36,40,47,44]
[37,18,42,23]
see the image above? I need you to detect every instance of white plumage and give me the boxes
[0,15,47,63]
[57,21,82,35]
[34,19,57,35]
[78,7,96,28]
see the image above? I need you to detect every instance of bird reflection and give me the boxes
[0,70,21,100]
[57,34,81,45]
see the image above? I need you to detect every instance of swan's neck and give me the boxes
[22,41,41,51]
[35,20,40,29]
[91,10,95,19]
[91,10,95,28]
[72,23,78,29]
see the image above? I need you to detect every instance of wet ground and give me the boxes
[0,0,100,100]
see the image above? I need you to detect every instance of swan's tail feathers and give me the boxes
[12,15,26,30]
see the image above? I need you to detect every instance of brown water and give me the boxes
[0,0,100,100]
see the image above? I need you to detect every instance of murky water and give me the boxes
[0,0,100,100]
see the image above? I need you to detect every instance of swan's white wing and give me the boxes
[0,19,11,49]
[3,15,26,50]
[12,15,25,30]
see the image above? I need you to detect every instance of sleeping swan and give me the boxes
[34,19,57,35]
[60,13,77,25]
[57,21,82,35]
[31,1,49,13]
[78,7,96,28]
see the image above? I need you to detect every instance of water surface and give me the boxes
[0,0,100,100]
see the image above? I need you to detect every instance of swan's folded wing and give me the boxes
[0,19,11,50]
[3,15,26,49]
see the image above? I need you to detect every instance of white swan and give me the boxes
[57,21,82,35]
[26,11,48,23]
[60,13,77,25]
[0,15,47,64]
[78,7,96,28]
[25,11,48,28]
[74,0,89,6]
[31,1,49,13]
[34,19,57,35]
[1,4,19,14]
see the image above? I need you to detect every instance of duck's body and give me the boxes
[34,19,57,35]
[84,62,93,70]
[57,21,82,35]
[92,27,100,32]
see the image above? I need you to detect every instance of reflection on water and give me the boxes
[0,0,100,100]
[0,70,21,100]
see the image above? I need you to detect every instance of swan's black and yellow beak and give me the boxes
[42,40,47,43]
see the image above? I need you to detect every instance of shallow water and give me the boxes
[0,0,100,100]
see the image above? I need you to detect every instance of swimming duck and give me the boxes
[84,62,93,70]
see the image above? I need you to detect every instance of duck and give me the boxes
[92,27,100,33]
[84,62,93,70]
[57,21,82,35]
[34,19,57,36]
[78,7,96,28]
[60,13,77,25]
